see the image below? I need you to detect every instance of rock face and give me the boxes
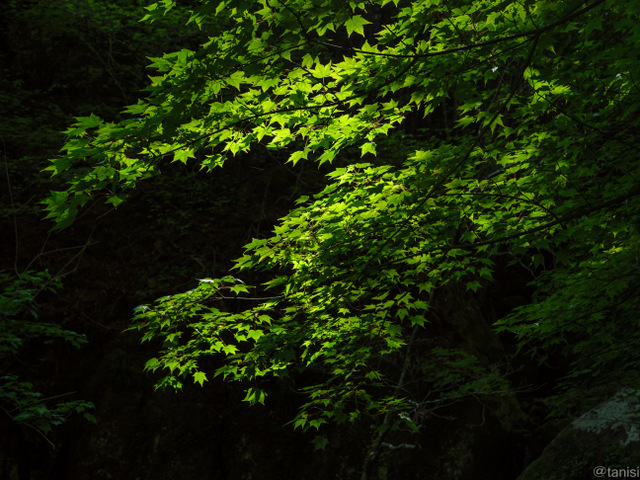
[517,388,640,480]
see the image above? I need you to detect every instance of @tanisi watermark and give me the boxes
[593,466,640,478]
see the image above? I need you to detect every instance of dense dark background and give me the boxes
[0,1,619,479]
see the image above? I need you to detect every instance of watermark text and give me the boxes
[593,466,640,478]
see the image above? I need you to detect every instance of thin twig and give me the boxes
[3,140,20,275]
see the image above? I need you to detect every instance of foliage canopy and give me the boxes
[45,0,640,437]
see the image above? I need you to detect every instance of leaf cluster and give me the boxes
[45,0,640,437]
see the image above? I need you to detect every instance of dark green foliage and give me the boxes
[0,270,95,441]
[0,0,208,444]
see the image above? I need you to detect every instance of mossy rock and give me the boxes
[517,387,640,480]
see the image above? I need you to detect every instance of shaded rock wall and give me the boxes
[518,387,640,480]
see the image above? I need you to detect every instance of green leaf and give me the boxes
[344,15,370,37]
[243,387,266,405]
[193,371,208,387]
[174,148,195,164]
[312,435,329,451]
[105,195,126,208]
[360,142,376,157]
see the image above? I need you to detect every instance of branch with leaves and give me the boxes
[44,0,640,464]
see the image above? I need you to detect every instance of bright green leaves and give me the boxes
[243,387,266,405]
[44,0,640,439]
[173,148,195,164]
[360,142,377,157]
[68,113,104,133]
[141,0,178,22]
[193,371,208,387]
[131,275,290,399]
[44,2,422,224]
[41,190,89,231]
[344,14,370,37]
